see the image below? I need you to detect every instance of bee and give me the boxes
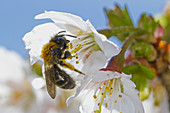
[41,31,84,99]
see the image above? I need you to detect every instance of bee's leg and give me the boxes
[62,51,71,59]
[62,51,76,59]
[59,60,85,75]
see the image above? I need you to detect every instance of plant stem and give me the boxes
[98,26,146,38]
[107,32,145,72]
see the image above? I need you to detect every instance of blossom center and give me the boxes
[93,78,123,113]
[68,32,101,61]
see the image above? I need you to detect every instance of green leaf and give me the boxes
[123,63,155,96]
[138,64,155,79]
[132,42,154,59]
[105,4,134,28]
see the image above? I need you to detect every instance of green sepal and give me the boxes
[123,63,154,97]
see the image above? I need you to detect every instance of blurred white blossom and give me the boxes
[0,47,46,113]
[142,78,170,113]
[0,46,26,82]
[45,88,81,113]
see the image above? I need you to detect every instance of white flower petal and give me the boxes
[92,71,128,82]
[92,71,115,82]
[81,51,107,74]
[23,23,62,64]
[121,77,144,113]
[35,11,88,32]
[67,51,107,105]
[94,33,121,59]
[66,76,92,106]
[86,20,121,59]
[79,90,96,113]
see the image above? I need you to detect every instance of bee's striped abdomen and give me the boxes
[53,64,76,89]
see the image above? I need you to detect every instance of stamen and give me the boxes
[98,103,100,106]
[94,110,100,113]
[119,95,122,98]
[114,100,117,103]
[105,103,108,108]
[76,61,79,64]
[96,81,109,113]
[93,95,97,99]
[70,38,95,56]
[70,43,73,49]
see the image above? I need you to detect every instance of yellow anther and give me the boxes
[71,44,83,54]
[94,110,100,113]
[105,103,108,108]
[76,61,79,64]
[98,103,100,106]
[114,100,117,103]
[76,56,79,59]
[101,93,104,95]
[99,87,102,90]
[93,95,97,99]
[106,87,111,91]
[70,43,73,49]
[119,95,122,98]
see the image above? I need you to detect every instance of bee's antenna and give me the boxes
[57,31,77,38]
[59,34,77,38]
[64,34,77,38]
[58,31,66,34]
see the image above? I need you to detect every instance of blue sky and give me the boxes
[0,0,167,58]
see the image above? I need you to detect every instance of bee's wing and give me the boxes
[44,62,56,99]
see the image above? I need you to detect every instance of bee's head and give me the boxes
[50,35,69,49]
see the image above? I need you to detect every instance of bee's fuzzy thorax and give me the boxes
[40,42,59,62]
